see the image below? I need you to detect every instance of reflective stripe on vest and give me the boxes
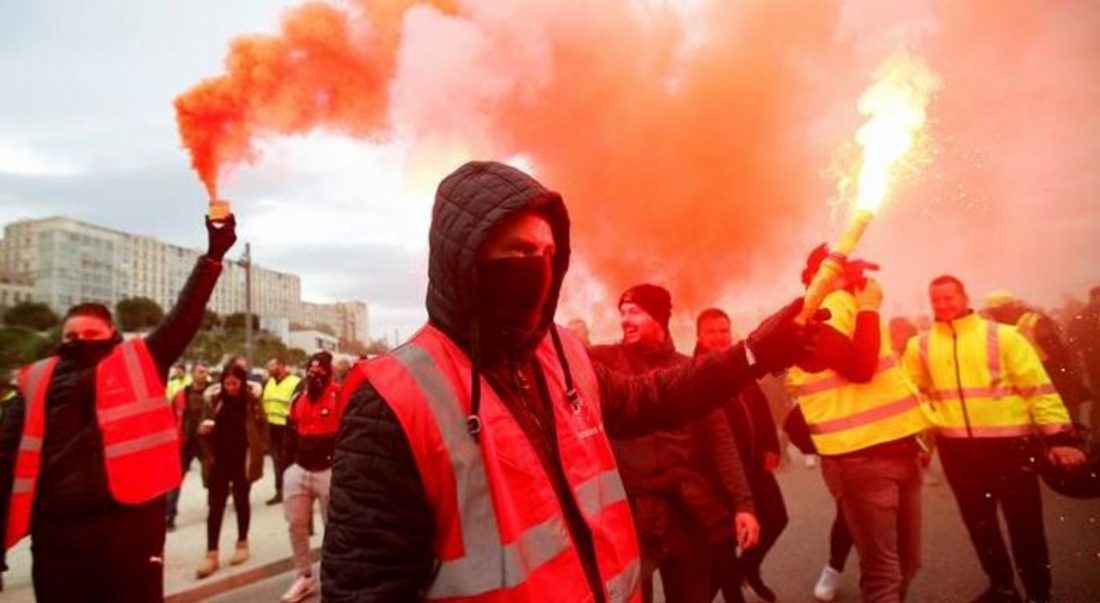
[5,358,56,548]
[7,340,182,549]
[393,344,574,598]
[97,340,181,503]
[920,318,1069,438]
[794,356,898,397]
[986,323,1001,384]
[263,376,300,425]
[379,327,640,602]
[807,395,921,436]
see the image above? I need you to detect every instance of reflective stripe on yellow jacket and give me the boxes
[786,291,930,455]
[262,375,301,426]
[901,312,1070,438]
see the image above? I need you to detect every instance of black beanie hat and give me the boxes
[619,284,672,333]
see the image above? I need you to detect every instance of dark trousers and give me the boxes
[31,498,165,603]
[709,470,789,601]
[829,502,854,571]
[738,470,788,574]
[939,437,1051,600]
[268,423,286,495]
[165,440,201,519]
[640,516,713,603]
[206,464,252,551]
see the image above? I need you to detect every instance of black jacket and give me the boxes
[590,340,753,559]
[320,162,758,602]
[0,257,222,568]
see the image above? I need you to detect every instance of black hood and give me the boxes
[426,160,571,353]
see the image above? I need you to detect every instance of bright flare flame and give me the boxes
[854,52,939,213]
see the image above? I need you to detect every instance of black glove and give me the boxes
[205,213,237,261]
[746,298,827,377]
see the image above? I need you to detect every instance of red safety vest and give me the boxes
[289,381,342,436]
[6,339,182,549]
[366,324,641,602]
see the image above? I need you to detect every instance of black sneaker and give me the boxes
[968,586,1023,603]
[744,571,776,602]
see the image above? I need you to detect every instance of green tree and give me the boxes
[225,312,260,331]
[287,347,309,367]
[0,326,52,374]
[116,297,164,332]
[3,302,60,332]
[202,310,222,331]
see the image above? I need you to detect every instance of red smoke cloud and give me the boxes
[176,0,1100,332]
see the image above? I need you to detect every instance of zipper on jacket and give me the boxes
[949,321,974,438]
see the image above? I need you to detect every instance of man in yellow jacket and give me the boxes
[787,248,931,603]
[902,275,1084,603]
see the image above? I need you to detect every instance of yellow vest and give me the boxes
[1015,311,1048,362]
[901,313,1070,438]
[262,374,301,426]
[166,374,193,403]
[785,291,930,455]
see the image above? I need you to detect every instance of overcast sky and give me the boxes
[0,0,433,342]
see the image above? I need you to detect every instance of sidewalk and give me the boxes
[1,459,322,602]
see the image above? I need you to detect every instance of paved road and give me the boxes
[213,451,1100,602]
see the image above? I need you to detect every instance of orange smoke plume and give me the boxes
[174,0,457,199]
[176,0,1100,321]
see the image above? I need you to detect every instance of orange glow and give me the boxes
[853,52,938,213]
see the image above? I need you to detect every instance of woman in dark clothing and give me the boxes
[195,364,267,579]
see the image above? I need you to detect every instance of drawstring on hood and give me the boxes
[425,160,579,440]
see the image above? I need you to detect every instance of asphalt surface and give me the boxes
[211,451,1100,602]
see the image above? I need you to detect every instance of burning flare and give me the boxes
[799,51,938,322]
[854,52,938,214]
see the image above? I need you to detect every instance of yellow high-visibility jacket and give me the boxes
[262,374,301,426]
[902,312,1071,438]
[1016,311,1048,361]
[786,291,930,455]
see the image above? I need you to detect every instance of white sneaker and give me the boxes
[814,565,842,601]
[282,574,317,603]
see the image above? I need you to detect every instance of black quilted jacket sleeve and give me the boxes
[597,342,755,439]
[321,381,436,601]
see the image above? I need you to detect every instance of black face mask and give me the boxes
[57,332,123,368]
[477,255,554,356]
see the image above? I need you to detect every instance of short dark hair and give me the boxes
[696,307,730,331]
[930,275,967,295]
[63,302,114,326]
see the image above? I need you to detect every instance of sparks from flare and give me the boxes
[798,52,938,323]
[853,52,938,215]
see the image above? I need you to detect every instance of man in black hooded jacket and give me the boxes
[0,214,235,601]
[321,161,818,602]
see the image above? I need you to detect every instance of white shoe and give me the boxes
[814,565,841,601]
[804,454,818,468]
[282,574,317,603]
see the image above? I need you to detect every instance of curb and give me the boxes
[165,547,320,603]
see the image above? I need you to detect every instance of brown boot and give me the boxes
[229,540,250,566]
[195,551,219,579]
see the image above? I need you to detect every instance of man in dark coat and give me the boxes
[0,214,236,602]
[320,160,818,601]
[695,307,788,602]
[589,287,758,603]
